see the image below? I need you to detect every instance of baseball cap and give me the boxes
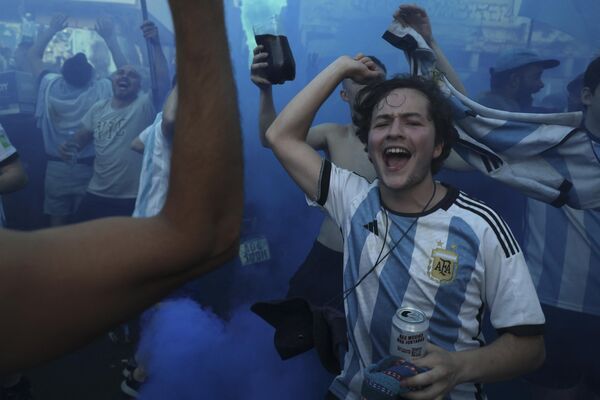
[491,48,559,74]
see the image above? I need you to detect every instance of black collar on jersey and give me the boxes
[379,183,458,218]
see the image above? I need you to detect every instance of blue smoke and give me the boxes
[137,299,333,400]
[118,1,599,399]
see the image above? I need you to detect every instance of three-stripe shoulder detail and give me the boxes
[455,193,520,258]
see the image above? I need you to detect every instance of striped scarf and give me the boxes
[383,24,599,209]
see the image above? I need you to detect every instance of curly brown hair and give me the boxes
[352,74,457,175]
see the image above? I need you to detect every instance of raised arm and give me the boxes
[251,45,330,151]
[395,5,467,96]
[250,45,277,148]
[27,14,68,79]
[141,20,171,107]
[95,17,128,69]
[266,54,382,200]
[0,0,242,374]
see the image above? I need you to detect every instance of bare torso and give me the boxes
[315,123,375,252]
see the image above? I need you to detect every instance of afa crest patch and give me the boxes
[427,241,459,284]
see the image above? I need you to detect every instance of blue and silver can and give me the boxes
[390,307,429,361]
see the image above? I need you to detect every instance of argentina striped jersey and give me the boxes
[391,25,600,209]
[525,199,600,316]
[309,161,545,400]
[133,112,172,218]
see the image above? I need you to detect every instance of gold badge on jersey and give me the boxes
[428,241,459,284]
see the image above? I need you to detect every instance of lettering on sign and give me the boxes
[239,236,271,266]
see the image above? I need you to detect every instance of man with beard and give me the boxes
[476,48,559,113]
[64,21,170,221]
[524,57,600,400]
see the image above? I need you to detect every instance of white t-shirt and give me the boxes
[81,93,155,198]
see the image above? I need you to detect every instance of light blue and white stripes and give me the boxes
[389,26,600,209]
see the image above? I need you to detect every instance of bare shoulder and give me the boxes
[308,123,346,150]
[311,122,346,136]
[322,124,374,180]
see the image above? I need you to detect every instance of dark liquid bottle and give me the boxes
[254,34,296,84]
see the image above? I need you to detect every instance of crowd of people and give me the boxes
[251,4,599,400]
[0,1,598,400]
[1,1,243,398]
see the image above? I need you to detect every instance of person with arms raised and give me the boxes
[0,0,243,376]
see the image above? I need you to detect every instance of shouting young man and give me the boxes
[265,54,545,399]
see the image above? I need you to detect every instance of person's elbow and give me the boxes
[528,335,546,372]
[512,334,545,375]
[160,186,243,266]
[259,130,271,149]
[213,219,241,262]
[193,212,242,272]
[211,209,242,257]
[259,118,275,149]
[200,175,244,262]
[155,207,241,277]
[264,125,281,149]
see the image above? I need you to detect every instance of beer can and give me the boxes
[389,307,428,361]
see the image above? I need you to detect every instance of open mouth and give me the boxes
[383,146,411,169]
[117,79,130,90]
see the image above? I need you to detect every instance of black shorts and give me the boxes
[525,304,600,393]
[286,240,344,312]
[75,192,136,222]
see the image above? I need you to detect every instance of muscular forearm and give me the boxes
[161,0,243,259]
[404,333,544,399]
[0,0,242,375]
[455,333,544,384]
[105,36,128,69]
[149,41,171,104]
[258,86,276,147]
[0,217,237,373]
[27,27,58,79]
[30,27,57,60]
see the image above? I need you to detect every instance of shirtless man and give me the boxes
[251,48,384,309]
